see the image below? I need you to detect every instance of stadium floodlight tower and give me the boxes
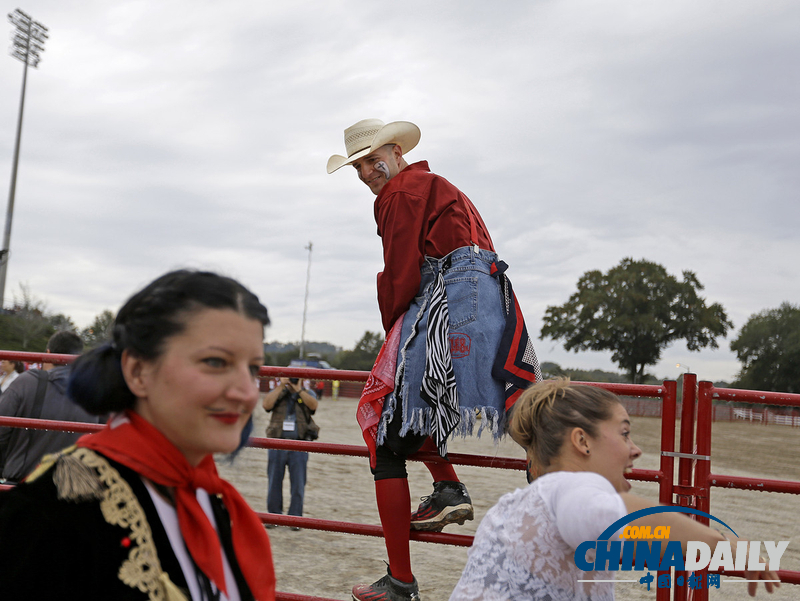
[0,8,48,309]
[298,241,313,359]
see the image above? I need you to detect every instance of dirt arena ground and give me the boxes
[216,396,800,601]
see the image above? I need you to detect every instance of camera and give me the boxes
[289,378,299,384]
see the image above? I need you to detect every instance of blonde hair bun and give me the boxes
[510,379,621,478]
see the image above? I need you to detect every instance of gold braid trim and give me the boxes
[49,447,188,601]
[25,445,78,485]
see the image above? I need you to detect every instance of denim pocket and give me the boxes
[444,275,478,327]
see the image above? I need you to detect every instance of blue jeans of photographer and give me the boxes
[267,448,308,516]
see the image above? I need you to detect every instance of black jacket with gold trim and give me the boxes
[0,446,255,601]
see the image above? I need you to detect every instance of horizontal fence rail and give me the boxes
[699,382,800,495]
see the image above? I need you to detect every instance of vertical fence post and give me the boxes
[655,379,678,601]
[694,381,713,519]
[674,373,697,601]
[676,373,698,507]
[689,381,715,601]
[659,380,677,506]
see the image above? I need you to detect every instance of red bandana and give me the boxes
[77,410,275,600]
[356,314,404,468]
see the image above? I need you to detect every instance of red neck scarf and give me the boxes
[77,410,275,601]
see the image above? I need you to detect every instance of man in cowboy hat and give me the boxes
[329,119,541,601]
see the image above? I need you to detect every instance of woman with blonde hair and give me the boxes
[450,379,779,600]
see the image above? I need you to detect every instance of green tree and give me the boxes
[272,348,302,367]
[730,302,800,393]
[540,361,567,380]
[8,283,53,349]
[81,309,115,349]
[263,341,340,366]
[0,284,79,351]
[333,331,384,371]
[540,258,733,383]
[49,314,76,331]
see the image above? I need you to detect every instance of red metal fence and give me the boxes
[0,350,798,600]
[669,374,800,601]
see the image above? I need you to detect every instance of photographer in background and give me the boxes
[262,376,319,528]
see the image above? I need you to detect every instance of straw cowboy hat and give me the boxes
[327,119,421,174]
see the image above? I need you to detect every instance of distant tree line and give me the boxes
[2,275,798,393]
[0,285,118,354]
[263,340,343,368]
[264,331,383,372]
[0,284,78,352]
[539,362,663,385]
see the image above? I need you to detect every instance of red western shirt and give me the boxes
[373,161,495,333]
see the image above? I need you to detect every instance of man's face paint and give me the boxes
[375,161,391,180]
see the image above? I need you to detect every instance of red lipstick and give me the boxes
[210,413,240,425]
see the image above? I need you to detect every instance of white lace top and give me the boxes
[449,471,627,601]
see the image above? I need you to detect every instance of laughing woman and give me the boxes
[0,270,275,601]
[449,379,779,601]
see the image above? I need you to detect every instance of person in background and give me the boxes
[262,376,318,528]
[449,379,780,600]
[328,118,541,601]
[0,270,276,600]
[0,331,103,483]
[0,360,23,394]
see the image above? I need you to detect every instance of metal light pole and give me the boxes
[0,9,48,309]
[298,241,313,359]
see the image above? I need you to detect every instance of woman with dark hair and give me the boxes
[0,360,23,394]
[0,269,276,601]
[449,380,780,600]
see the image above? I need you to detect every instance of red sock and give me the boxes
[375,478,414,583]
[420,437,459,483]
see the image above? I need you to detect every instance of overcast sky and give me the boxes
[1,1,798,382]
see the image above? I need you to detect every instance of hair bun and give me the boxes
[510,379,620,480]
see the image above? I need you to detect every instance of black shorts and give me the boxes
[372,400,427,481]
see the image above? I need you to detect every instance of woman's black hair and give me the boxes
[68,269,269,417]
